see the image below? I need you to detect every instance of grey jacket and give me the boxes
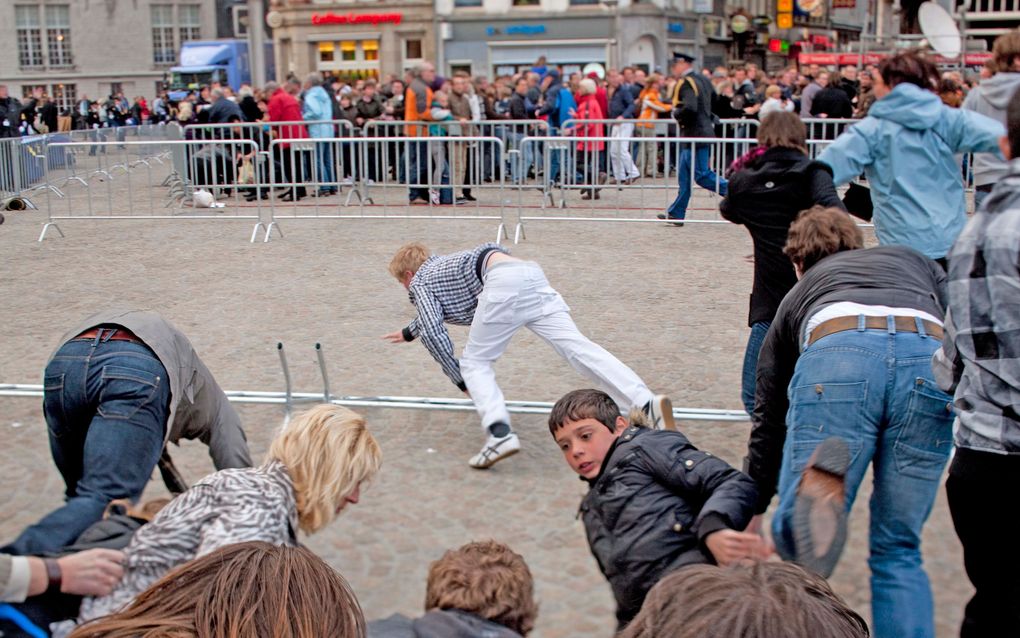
[368,610,522,638]
[961,73,1020,187]
[52,309,251,470]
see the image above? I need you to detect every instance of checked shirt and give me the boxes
[402,243,508,390]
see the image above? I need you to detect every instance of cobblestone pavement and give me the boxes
[0,195,967,637]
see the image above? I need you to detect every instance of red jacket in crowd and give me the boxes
[267,88,308,147]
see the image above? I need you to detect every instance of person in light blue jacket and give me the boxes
[302,72,337,196]
[818,51,1005,263]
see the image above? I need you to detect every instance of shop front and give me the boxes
[443,17,612,79]
[269,1,435,83]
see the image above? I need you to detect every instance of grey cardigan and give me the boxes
[52,308,252,470]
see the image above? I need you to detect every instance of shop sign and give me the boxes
[311,12,403,27]
[486,24,546,36]
[692,0,713,13]
[799,52,992,66]
[667,23,684,34]
[832,0,856,7]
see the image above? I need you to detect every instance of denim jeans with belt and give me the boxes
[2,331,170,555]
[771,317,954,638]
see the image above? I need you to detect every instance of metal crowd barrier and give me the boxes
[185,119,356,142]
[39,139,268,242]
[0,382,750,422]
[259,135,511,243]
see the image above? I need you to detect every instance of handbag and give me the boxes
[238,158,255,185]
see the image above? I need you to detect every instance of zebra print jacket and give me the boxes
[72,461,299,628]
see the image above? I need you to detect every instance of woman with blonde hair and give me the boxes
[572,78,606,200]
[68,541,366,638]
[64,404,382,632]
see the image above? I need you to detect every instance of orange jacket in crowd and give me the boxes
[404,77,434,138]
[637,86,671,129]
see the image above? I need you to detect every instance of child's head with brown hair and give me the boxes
[68,541,367,638]
[619,561,869,638]
[756,111,807,155]
[388,242,431,288]
[425,540,538,635]
[548,389,648,480]
[268,404,382,534]
[783,206,864,275]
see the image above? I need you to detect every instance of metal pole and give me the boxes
[248,0,267,86]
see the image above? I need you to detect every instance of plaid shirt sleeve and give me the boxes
[408,283,466,391]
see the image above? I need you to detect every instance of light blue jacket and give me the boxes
[818,83,1005,259]
[301,85,334,139]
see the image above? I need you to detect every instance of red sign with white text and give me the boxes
[311,12,403,26]
[798,52,994,66]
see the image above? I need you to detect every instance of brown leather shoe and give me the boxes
[792,437,850,578]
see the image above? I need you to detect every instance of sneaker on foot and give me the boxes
[793,437,850,578]
[469,432,521,469]
[429,189,440,205]
[644,395,676,431]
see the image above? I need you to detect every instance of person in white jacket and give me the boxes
[759,85,796,119]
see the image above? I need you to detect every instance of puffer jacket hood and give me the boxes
[868,83,942,130]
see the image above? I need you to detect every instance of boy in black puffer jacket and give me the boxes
[550,389,761,628]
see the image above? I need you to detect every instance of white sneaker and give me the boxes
[645,394,676,431]
[429,188,440,205]
[468,433,521,469]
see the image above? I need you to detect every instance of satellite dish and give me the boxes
[918,1,961,59]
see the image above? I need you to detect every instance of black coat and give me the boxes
[810,87,853,119]
[509,91,530,120]
[580,426,757,626]
[0,96,22,137]
[720,147,845,327]
[673,72,716,138]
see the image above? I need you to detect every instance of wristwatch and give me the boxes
[43,558,62,594]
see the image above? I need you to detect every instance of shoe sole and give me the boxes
[655,395,676,431]
[469,447,519,470]
[793,438,850,578]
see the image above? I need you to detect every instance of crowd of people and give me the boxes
[3,30,1020,638]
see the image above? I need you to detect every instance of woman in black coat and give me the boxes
[719,111,846,416]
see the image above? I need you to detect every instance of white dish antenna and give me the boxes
[918,1,961,59]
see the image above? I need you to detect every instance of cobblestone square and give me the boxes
[0,200,968,637]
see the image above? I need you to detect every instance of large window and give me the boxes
[179,4,201,43]
[404,39,423,60]
[512,0,540,5]
[151,4,175,64]
[45,5,73,67]
[51,83,76,113]
[16,5,73,69]
[16,5,45,68]
[454,0,483,5]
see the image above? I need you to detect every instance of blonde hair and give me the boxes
[177,101,193,121]
[267,404,381,534]
[388,242,431,281]
[579,78,597,95]
[765,84,782,99]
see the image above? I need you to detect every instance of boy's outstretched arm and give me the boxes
[388,286,467,392]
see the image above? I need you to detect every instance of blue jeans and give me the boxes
[666,143,727,220]
[741,321,771,415]
[407,140,430,201]
[772,320,954,638]
[315,142,335,190]
[2,332,170,555]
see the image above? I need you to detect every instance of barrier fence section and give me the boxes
[39,138,268,241]
[261,135,510,243]
[12,116,974,241]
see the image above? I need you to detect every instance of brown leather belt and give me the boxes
[73,326,144,344]
[807,315,943,347]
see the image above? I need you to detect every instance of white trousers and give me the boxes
[460,261,653,431]
[609,122,640,182]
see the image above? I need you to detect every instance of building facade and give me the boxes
[436,0,729,79]
[0,0,218,110]
[267,0,435,83]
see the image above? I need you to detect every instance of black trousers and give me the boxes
[946,447,1020,637]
